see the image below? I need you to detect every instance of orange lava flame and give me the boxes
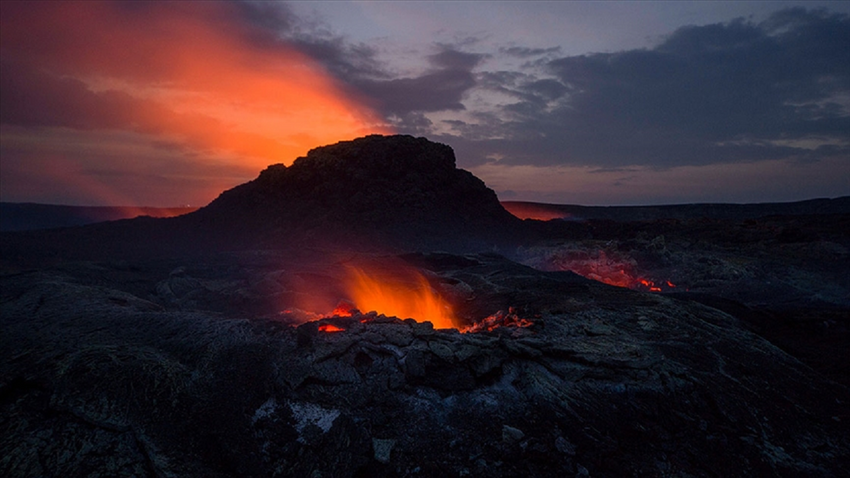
[637,278,662,292]
[340,266,457,329]
[329,300,355,317]
[290,264,534,333]
[318,324,345,333]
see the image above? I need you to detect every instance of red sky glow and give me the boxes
[0,1,390,206]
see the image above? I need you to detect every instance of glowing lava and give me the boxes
[340,266,457,329]
[460,308,533,333]
[318,324,344,333]
[288,264,534,333]
[546,249,676,292]
[329,300,355,317]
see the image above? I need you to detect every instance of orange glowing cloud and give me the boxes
[1,1,391,205]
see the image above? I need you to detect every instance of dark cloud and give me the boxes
[255,8,485,119]
[428,49,486,70]
[477,71,566,102]
[441,111,522,142]
[307,42,387,85]
[284,31,390,81]
[0,58,156,130]
[230,0,294,34]
[500,46,561,58]
[235,6,846,172]
[342,46,483,117]
[354,68,476,114]
[386,112,434,136]
[215,1,394,85]
[524,79,569,101]
[429,8,850,169]
[220,7,485,126]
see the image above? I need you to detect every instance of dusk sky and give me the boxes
[2,1,849,207]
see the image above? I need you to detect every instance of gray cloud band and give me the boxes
[287,6,850,170]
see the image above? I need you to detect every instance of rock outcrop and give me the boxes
[193,134,522,251]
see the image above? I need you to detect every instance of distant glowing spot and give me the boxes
[318,324,345,333]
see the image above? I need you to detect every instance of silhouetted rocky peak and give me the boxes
[198,135,521,250]
[290,133,458,177]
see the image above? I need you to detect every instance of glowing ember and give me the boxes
[341,266,457,329]
[545,249,676,292]
[318,324,345,333]
[279,308,323,323]
[330,300,355,317]
[461,308,533,333]
[637,279,662,292]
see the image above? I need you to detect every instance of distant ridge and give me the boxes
[0,203,199,232]
[502,196,850,221]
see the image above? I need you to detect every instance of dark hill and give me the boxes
[191,134,521,250]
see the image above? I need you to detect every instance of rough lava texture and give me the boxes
[1,252,848,477]
[517,213,850,388]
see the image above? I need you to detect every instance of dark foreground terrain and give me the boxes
[2,251,848,477]
[1,135,848,477]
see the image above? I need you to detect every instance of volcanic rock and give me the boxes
[2,252,848,477]
[516,212,850,387]
[192,134,522,251]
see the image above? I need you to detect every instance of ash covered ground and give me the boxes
[1,135,848,477]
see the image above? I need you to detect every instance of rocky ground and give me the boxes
[516,213,850,388]
[1,251,848,477]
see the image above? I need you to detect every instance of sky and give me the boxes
[1,1,849,207]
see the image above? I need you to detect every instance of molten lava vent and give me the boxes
[340,266,457,329]
[279,259,533,334]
